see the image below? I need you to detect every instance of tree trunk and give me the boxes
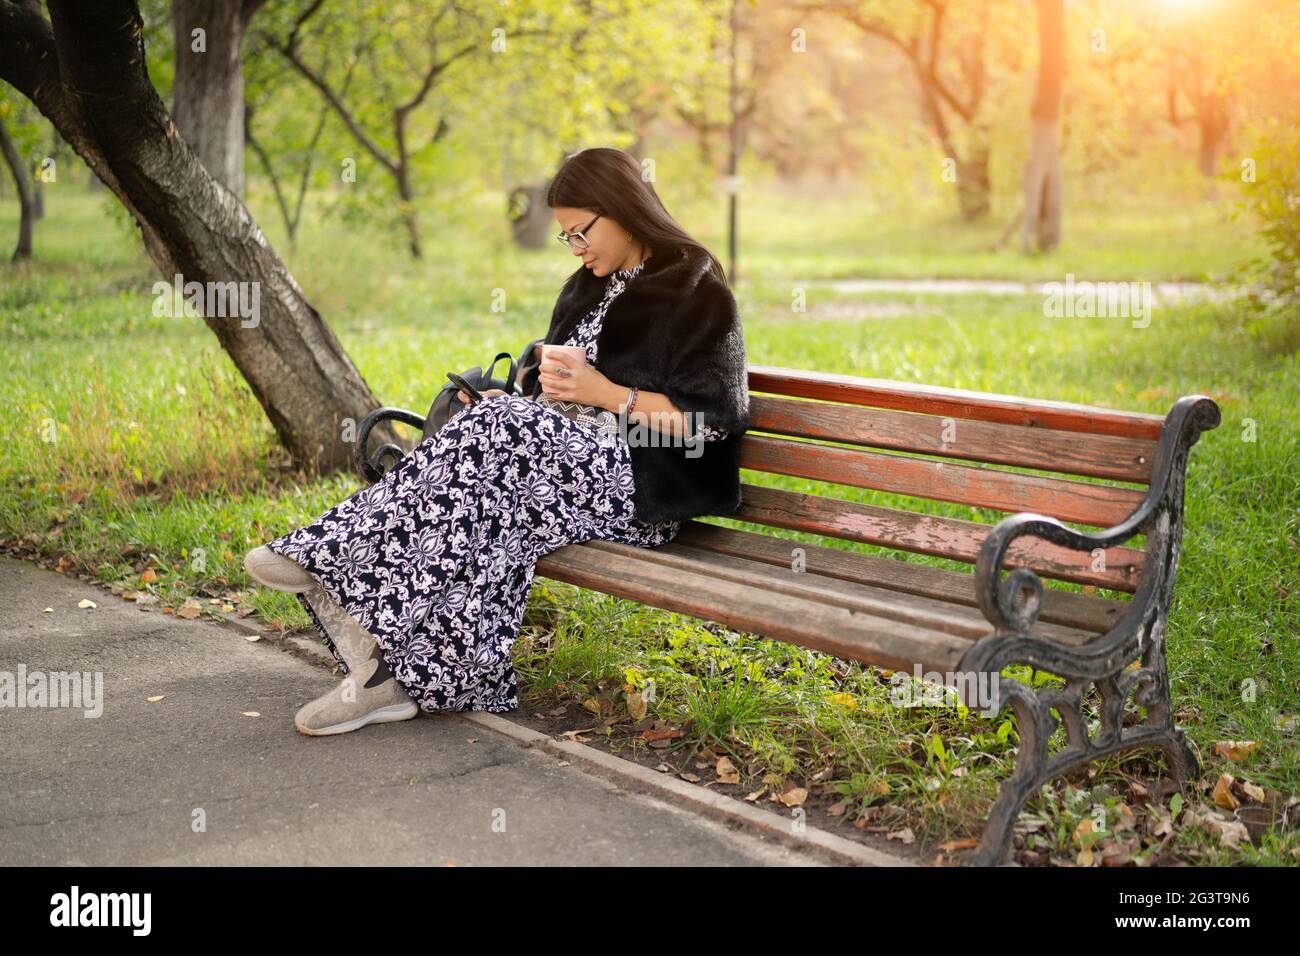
[1197,99,1230,177]
[913,59,990,223]
[508,181,553,249]
[171,0,252,199]
[956,142,992,221]
[1022,0,1064,252]
[397,171,422,259]
[0,0,401,475]
[0,117,35,261]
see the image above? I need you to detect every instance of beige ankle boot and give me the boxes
[244,545,316,593]
[293,585,419,736]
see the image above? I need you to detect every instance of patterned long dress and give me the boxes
[265,259,728,713]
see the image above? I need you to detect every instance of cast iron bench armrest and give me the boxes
[970,394,1221,647]
[355,406,426,483]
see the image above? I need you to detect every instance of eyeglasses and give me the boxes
[556,213,601,250]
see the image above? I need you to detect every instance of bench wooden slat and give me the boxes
[672,520,1128,634]
[748,394,1157,483]
[741,434,1145,527]
[579,538,1100,647]
[735,484,1144,591]
[534,542,974,674]
[748,366,1167,440]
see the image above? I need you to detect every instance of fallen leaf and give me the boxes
[1150,809,1174,838]
[42,607,53,613]
[777,785,808,808]
[887,827,915,845]
[243,633,261,642]
[77,599,96,609]
[641,721,683,744]
[1212,773,1240,810]
[139,568,157,584]
[1101,841,1134,866]
[146,695,166,702]
[625,689,647,721]
[1213,740,1258,762]
[939,837,979,852]
[176,598,202,620]
[716,756,740,784]
[1195,810,1249,848]
[241,710,260,718]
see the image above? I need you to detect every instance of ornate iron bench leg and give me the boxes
[961,644,1200,866]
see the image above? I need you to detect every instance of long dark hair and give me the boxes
[546,147,728,286]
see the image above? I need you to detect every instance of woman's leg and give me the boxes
[264,398,509,682]
[265,395,638,714]
[376,396,623,712]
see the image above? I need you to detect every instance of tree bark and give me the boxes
[1022,0,1064,252]
[957,139,992,221]
[1196,100,1230,177]
[0,116,34,260]
[507,182,553,249]
[171,0,254,199]
[0,0,401,475]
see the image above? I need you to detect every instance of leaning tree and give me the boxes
[0,0,400,474]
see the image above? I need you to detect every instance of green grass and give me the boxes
[1,186,1295,865]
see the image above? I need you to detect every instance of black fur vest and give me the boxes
[519,245,751,523]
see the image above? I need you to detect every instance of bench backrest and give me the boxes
[736,367,1168,593]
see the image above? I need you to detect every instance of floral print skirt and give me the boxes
[265,395,680,713]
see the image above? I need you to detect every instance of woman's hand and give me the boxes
[537,352,616,407]
[457,387,508,404]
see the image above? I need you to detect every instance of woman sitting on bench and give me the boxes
[243,146,751,737]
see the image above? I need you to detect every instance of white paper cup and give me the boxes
[540,345,588,394]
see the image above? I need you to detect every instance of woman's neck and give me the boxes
[619,245,652,272]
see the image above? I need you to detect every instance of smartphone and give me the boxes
[447,372,484,404]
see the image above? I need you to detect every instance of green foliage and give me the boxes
[1230,121,1300,356]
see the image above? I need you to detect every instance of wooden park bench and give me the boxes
[356,366,1221,866]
